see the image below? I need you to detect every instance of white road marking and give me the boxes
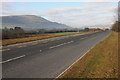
[81,37,87,40]
[0,55,26,64]
[55,32,111,79]
[40,50,42,52]
[66,41,74,44]
[50,41,74,49]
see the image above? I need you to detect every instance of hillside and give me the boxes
[1,15,71,30]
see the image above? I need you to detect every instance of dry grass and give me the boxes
[58,32,118,78]
[2,32,87,46]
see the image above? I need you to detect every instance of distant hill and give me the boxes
[1,15,71,30]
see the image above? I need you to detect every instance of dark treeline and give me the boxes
[2,27,108,39]
[44,29,80,33]
[25,28,82,34]
[112,21,120,32]
[2,27,25,39]
[112,5,120,32]
[2,27,83,39]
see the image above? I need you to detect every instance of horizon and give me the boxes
[1,2,118,28]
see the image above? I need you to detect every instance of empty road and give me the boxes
[2,31,111,79]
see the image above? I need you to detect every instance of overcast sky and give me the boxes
[1,2,118,28]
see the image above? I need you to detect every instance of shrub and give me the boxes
[112,21,120,32]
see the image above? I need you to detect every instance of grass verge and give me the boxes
[58,32,118,78]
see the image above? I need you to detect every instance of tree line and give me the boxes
[112,21,120,32]
[112,5,120,32]
[2,27,25,39]
[2,26,109,39]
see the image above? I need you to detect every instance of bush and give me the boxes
[84,28,89,32]
[112,21,120,32]
[2,27,25,39]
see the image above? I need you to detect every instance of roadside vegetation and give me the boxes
[1,27,104,46]
[2,32,82,46]
[58,31,118,79]
[112,21,120,32]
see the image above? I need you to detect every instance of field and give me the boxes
[58,32,118,78]
[2,32,87,46]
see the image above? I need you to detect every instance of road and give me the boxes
[2,31,111,79]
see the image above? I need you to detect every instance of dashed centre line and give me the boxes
[49,41,74,49]
[81,37,87,40]
[0,55,26,64]
[40,50,42,52]
[67,41,74,44]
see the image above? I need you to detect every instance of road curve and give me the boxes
[2,31,111,79]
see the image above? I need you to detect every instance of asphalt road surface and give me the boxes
[2,31,111,79]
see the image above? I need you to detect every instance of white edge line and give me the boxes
[0,55,26,64]
[55,32,111,79]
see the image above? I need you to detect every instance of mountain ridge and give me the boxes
[1,15,71,30]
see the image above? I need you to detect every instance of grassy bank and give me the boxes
[58,32,118,78]
[2,32,87,46]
